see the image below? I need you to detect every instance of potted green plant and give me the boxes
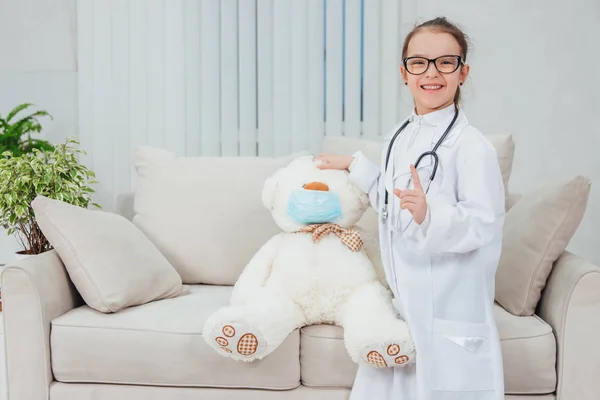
[0,137,100,258]
[0,103,55,156]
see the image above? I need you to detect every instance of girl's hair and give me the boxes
[402,17,471,107]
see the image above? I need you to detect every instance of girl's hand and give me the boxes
[315,154,354,171]
[393,164,427,225]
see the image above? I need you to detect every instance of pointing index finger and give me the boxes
[410,164,423,191]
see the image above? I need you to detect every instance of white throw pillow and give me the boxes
[495,175,591,316]
[32,195,188,313]
[132,147,309,284]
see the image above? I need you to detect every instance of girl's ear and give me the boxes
[460,63,470,84]
[262,168,286,210]
[400,65,408,84]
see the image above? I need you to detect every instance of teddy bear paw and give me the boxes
[362,343,415,368]
[211,321,266,361]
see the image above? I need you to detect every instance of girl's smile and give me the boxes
[420,83,444,93]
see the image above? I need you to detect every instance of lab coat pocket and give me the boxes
[430,318,495,392]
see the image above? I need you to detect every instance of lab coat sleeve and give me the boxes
[348,150,381,212]
[408,141,505,254]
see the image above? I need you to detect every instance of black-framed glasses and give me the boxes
[403,55,463,75]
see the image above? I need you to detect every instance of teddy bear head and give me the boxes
[261,155,370,232]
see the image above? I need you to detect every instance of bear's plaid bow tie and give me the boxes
[299,223,363,252]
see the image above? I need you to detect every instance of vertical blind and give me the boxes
[77,0,402,210]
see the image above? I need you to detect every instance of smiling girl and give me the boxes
[317,17,506,400]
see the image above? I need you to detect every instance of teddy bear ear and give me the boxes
[262,167,287,210]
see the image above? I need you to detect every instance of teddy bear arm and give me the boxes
[230,234,283,306]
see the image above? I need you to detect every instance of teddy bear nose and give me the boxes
[303,181,329,191]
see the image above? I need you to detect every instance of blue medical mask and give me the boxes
[286,189,342,224]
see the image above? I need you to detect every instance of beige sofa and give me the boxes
[1,137,599,400]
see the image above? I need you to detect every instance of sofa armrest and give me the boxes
[537,251,600,400]
[1,250,82,400]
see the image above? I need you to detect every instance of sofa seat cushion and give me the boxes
[494,303,557,394]
[50,285,300,390]
[299,303,556,394]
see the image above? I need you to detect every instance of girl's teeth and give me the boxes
[422,85,442,90]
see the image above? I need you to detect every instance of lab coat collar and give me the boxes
[383,104,468,148]
[415,104,468,148]
[408,103,457,127]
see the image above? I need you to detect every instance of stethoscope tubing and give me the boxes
[382,108,460,220]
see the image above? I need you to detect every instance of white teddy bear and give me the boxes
[202,155,415,368]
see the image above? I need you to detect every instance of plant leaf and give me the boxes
[5,103,33,122]
[0,135,100,253]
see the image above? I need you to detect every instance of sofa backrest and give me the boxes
[119,135,515,287]
[128,147,309,285]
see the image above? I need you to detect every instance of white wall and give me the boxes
[0,0,77,262]
[0,0,599,266]
[399,0,600,265]
[0,0,77,147]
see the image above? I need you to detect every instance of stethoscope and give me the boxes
[381,107,460,221]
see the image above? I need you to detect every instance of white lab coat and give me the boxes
[347,104,505,400]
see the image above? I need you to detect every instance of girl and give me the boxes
[317,17,505,400]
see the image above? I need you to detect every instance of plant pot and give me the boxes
[15,251,34,261]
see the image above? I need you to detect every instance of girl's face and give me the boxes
[401,30,470,115]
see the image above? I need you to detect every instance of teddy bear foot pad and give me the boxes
[363,343,413,368]
[212,321,266,360]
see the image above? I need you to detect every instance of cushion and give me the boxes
[50,285,300,389]
[132,147,309,284]
[32,195,187,313]
[299,303,556,394]
[320,134,515,210]
[495,175,591,316]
